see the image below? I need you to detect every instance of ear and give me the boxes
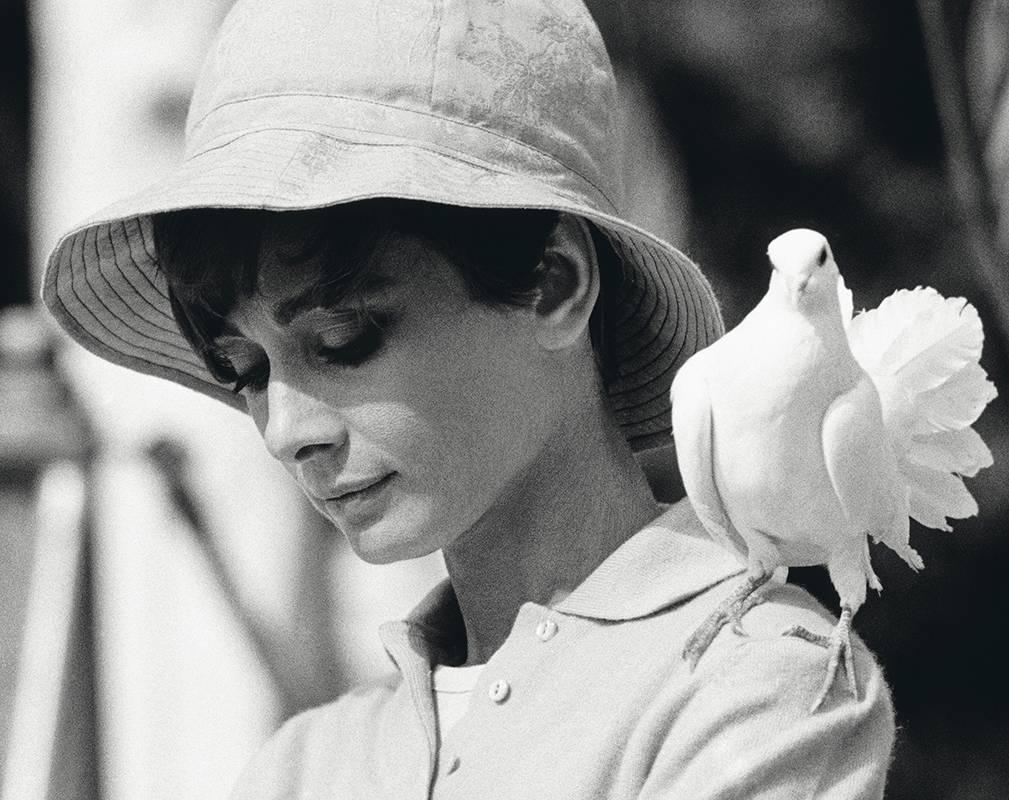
[533,214,600,351]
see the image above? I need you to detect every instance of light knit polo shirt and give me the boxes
[230,500,895,799]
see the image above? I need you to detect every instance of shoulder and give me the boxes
[682,577,892,715]
[648,578,895,797]
[674,581,895,774]
[227,678,399,800]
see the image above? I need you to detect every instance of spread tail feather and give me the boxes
[845,286,996,534]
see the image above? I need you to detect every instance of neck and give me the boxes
[442,401,659,665]
[765,273,848,337]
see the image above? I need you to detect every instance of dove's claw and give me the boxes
[783,605,857,713]
[682,572,771,670]
[780,625,828,646]
[730,592,767,635]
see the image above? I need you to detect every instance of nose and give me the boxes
[260,378,347,464]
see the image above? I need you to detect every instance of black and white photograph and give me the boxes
[1,1,1007,798]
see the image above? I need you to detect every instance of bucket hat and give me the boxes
[41,0,723,452]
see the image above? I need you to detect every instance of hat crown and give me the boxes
[187,0,622,211]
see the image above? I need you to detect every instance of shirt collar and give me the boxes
[552,498,744,619]
[381,498,744,666]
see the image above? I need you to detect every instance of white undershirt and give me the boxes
[432,663,485,738]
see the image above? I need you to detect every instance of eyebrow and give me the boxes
[272,273,397,325]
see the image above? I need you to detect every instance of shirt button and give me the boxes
[445,755,461,775]
[535,619,558,641]
[488,679,511,703]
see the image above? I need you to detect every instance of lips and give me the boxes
[325,472,396,503]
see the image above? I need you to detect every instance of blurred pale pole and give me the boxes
[0,310,97,800]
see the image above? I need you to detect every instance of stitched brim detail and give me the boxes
[42,128,723,452]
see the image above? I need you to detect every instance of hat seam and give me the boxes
[99,223,177,333]
[50,287,244,410]
[186,91,618,210]
[178,126,613,217]
[604,236,649,328]
[59,233,202,366]
[609,249,690,387]
[608,255,701,404]
[122,217,171,302]
[613,245,668,360]
[624,403,676,428]
[78,226,190,352]
[612,382,675,418]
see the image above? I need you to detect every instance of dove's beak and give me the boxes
[768,259,811,303]
[784,275,809,303]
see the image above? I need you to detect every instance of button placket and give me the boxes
[535,619,558,641]
[488,679,511,703]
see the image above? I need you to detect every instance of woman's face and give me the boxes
[216,220,564,563]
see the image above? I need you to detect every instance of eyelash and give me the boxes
[230,316,390,395]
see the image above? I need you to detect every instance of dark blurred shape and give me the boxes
[0,0,30,308]
[0,308,91,469]
[917,0,1009,352]
[638,0,959,321]
[0,306,99,799]
[582,0,691,245]
[966,1,1009,266]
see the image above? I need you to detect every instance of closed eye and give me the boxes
[232,358,270,394]
[202,339,267,394]
[229,313,394,394]
[318,318,387,367]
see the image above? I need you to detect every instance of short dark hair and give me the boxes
[152,199,621,388]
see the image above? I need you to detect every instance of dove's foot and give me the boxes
[682,572,771,670]
[783,604,857,713]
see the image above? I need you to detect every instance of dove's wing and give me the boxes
[671,358,748,562]
[821,374,921,570]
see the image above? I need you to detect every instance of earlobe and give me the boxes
[534,214,600,351]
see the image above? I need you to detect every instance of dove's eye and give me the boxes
[817,246,828,267]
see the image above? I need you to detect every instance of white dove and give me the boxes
[671,228,996,712]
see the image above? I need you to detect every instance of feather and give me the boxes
[865,373,915,439]
[846,285,995,535]
[910,362,998,434]
[864,487,924,570]
[849,288,984,393]
[875,528,925,571]
[907,427,995,477]
[903,461,980,530]
[847,291,925,372]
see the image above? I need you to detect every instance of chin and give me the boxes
[334,504,449,565]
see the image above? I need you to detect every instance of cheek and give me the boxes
[363,335,551,493]
[345,390,535,484]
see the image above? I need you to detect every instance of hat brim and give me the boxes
[43,127,723,452]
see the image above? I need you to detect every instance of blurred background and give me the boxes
[0,1,1006,798]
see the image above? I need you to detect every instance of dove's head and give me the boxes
[766,229,840,311]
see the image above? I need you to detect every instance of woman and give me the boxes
[42,0,895,796]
